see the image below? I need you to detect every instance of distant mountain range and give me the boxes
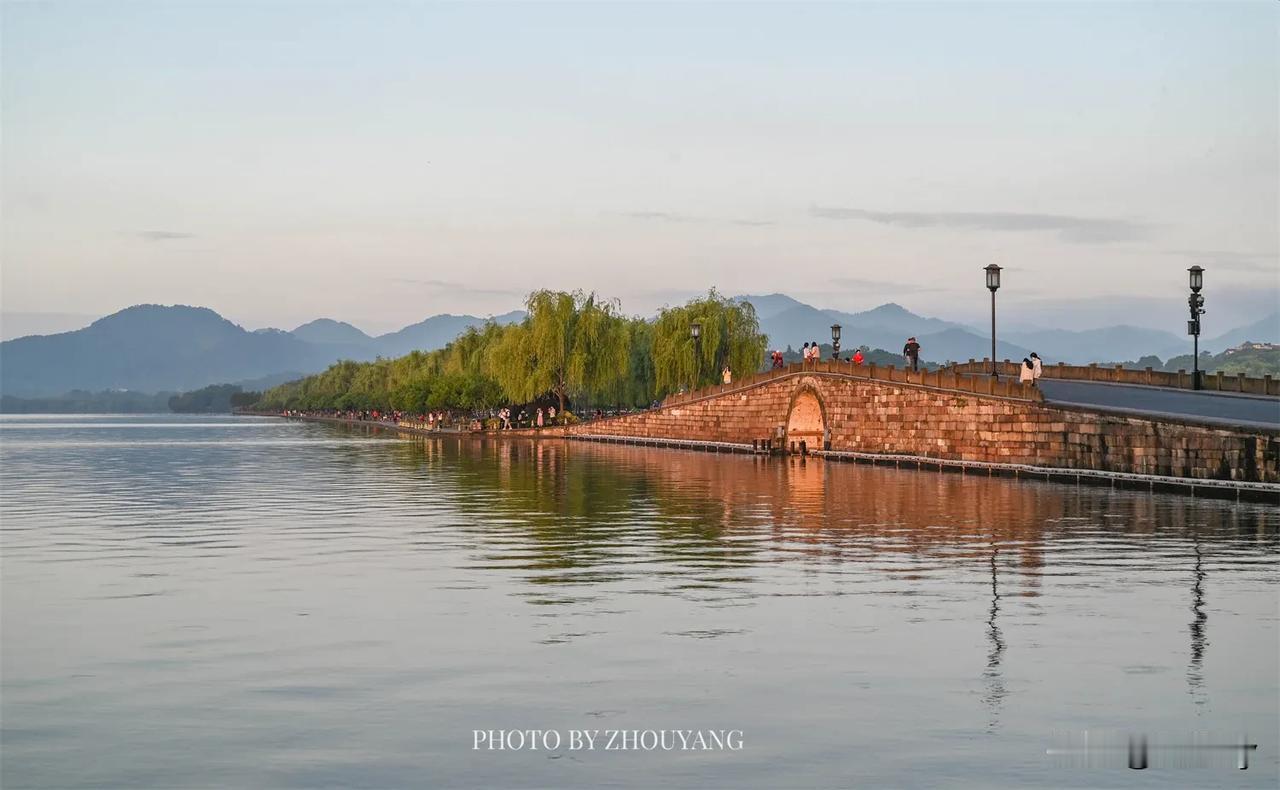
[739,294,1035,363]
[0,305,524,398]
[0,297,1274,398]
[740,293,1277,367]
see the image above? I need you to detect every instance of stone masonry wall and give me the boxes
[563,373,1280,483]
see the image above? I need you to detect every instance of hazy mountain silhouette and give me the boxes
[291,318,373,346]
[0,305,525,397]
[739,294,1276,364]
[1204,311,1279,351]
[1010,325,1188,366]
[2,298,1272,398]
[734,293,810,320]
[738,295,1028,363]
[0,305,337,397]
[373,310,524,358]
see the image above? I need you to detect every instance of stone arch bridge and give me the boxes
[560,362,1280,488]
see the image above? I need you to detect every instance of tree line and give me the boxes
[169,384,262,413]
[257,289,767,414]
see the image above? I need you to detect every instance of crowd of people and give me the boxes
[777,338,909,368]
[763,337,1045,386]
[278,402,655,432]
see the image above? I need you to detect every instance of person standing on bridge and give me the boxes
[903,337,921,372]
[772,350,785,369]
[1030,352,1043,385]
[852,348,864,366]
[1020,357,1035,384]
[801,342,811,366]
[722,365,732,384]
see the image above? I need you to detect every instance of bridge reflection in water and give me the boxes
[376,427,1277,739]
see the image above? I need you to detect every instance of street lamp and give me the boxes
[690,321,702,389]
[985,264,1002,378]
[1187,266,1205,390]
[830,323,842,359]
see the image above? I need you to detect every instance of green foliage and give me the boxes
[651,289,768,392]
[230,391,262,409]
[612,318,657,407]
[168,384,247,413]
[484,290,631,412]
[1210,347,1280,377]
[1117,346,1279,377]
[260,290,767,413]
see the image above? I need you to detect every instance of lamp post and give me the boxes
[830,323,842,360]
[690,321,702,390]
[985,264,1002,378]
[1187,266,1205,390]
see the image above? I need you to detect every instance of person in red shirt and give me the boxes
[852,349,864,365]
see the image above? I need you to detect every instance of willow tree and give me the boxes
[652,290,768,394]
[487,290,631,414]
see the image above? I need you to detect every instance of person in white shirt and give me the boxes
[1019,358,1035,384]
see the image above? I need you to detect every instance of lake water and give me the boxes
[1,414,1277,789]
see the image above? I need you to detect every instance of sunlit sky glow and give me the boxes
[2,2,1276,335]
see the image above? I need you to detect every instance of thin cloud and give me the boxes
[809,205,1146,243]
[138,230,195,241]
[619,211,774,227]
[829,276,947,293]
[622,211,698,223]
[392,278,523,298]
[1163,249,1278,272]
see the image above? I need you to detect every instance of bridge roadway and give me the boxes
[1038,380,1280,430]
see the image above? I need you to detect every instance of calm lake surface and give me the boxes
[2,414,1277,789]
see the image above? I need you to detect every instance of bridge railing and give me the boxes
[659,360,1044,408]
[945,359,1279,397]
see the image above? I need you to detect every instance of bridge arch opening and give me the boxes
[786,387,826,451]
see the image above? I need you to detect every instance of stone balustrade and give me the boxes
[661,361,1043,409]
[946,359,1280,397]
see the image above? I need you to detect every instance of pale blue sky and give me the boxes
[3,1,1276,334]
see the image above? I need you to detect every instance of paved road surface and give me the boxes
[1039,380,1280,430]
